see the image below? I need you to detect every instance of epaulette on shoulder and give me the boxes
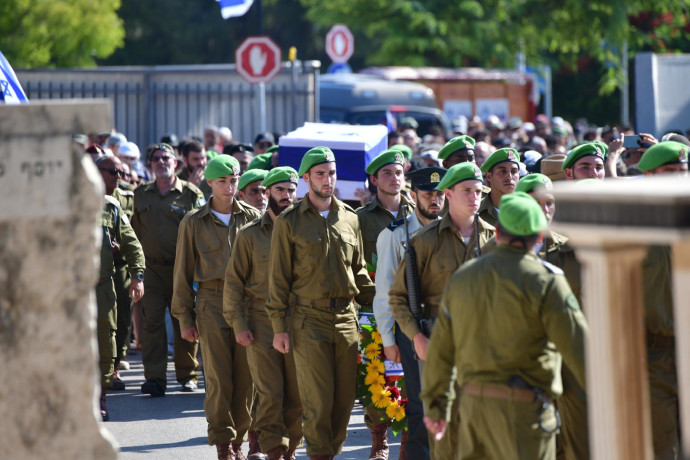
[386,217,405,232]
[117,188,134,196]
[280,202,300,217]
[415,219,441,237]
[540,259,564,275]
[341,202,357,213]
[183,181,203,194]
[104,195,121,207]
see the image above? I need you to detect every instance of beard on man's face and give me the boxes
[268,194,291,216]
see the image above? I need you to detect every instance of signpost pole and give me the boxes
[259,82,266,133]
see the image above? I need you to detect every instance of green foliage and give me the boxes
[0,0,124,67]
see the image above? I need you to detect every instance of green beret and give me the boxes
[266,145,279,154]
[238,169,269,190]
[298,146,336,175]
[562,143,605,170]
[366,149,405,175]
[204,155,240,180]
[638,141,689,171]
[389,144,413,160]
[480,147,520,173]
[438,135,476,160]
[498,192,547,236]
[515,173,553,194]
[247,152,273,171]
[262,166,299,188]
[592,141,609,158]
[435,162,483,191]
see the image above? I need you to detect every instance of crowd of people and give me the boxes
[84,113,688,460]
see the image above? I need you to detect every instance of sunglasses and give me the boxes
[151,155,174,163]
[99,167,124,176]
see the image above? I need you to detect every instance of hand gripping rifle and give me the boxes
[402,207,431,340]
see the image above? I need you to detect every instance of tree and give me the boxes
[0,0,124,68]
[299,0,690,93]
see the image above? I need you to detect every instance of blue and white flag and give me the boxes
[0,51,28,104]
[217,0,254,19]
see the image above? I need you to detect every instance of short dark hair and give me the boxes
[181,140,204,158]
[497,223,540,248]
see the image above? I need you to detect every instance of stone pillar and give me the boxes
[577,244,652,460]
[672,240,690,456]
[0,100,117,459]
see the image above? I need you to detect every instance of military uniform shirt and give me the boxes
[356,195,414,274]
[178,168,213,200]
[373,211,427,347]
[131,178,204,264]
[389,213,495,341]
[172,198,260,331]
[266,196,375,334]
[224,212,273,332]
[100,195,145,280]
[421,245,589,421]
[477,192,499,227]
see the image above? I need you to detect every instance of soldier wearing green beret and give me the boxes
[132,143,204,398]
[225,166,303,460]
[637,140,687,458]
[562,142,606,181]
[356,148,415,458]
[482,174,586,459]
[177,139,212,199]
[172,155,261,459]
[238,168,269,213]
[389,162,495,459]
[478,147,521,226]
[437,135,476,168]
[266,146,375,458]
[422,192,589,460]
[248,145,279,171]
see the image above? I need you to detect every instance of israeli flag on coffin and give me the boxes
[0,51,28,104]
[217,0,254,19]
[278,122,389,201]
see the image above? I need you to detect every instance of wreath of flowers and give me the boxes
[357,315,407,435]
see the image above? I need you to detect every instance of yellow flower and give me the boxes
[366,358,385,375]
[372,331,382,344]
[370,385,391,409]
[364,343,380,361]
[386,401,406,421]
[365,372,386,387]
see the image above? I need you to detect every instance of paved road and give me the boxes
[104,350,402,459]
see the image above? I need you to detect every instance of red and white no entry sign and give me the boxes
[325,24,354,64]
[235,36,282,84]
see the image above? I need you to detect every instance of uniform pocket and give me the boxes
[338,231,357,262]
[197,237,221,253]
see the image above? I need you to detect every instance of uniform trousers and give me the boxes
[557,364,590,460]
[196,286,253,445]
[141,264,198,389]
[246,301,303,452]
[458,394,556,460]
[96,277,117,388]
[113,264,132,359]
[292,301,358,456]
[648,343,679,459]
[395,325,430,459]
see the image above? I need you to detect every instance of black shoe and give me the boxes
[110,377,126,391]
[181,380,197,392]
[141,380,165,397]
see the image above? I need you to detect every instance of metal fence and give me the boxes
[16,61,321,150]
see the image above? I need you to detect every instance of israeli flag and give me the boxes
[217,0,254,19]
[0,51,28,104]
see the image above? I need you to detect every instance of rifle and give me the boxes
[474,212,481,258]
[402,207,432,340]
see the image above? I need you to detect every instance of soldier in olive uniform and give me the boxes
[266,147,375,459]
[98,193,145,420]
[477,148,521,226]
[437,135,476,169]
[562,143,606,181]
[132,143,205,397]
[97,155,139,389]
[373,167,447,460]
[422,193,589,460]
[638,141,688,459]
[172,155,261,460]
[356,149,414,460]
[237,169,269,214]
[225,167,303,460]
[178,139,212,199]
[389,162,495,459]
[484,174,585,459]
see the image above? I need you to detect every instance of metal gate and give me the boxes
[16,61,320,149]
